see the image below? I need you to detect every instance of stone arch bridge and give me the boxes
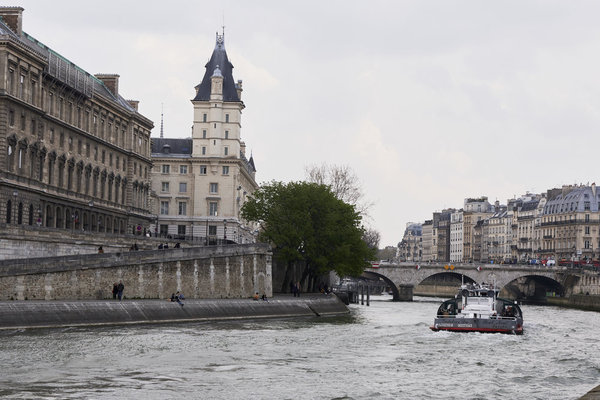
[364,262,582,301]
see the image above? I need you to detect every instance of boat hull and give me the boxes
[430,317,523,335]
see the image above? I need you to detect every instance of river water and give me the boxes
[1,295,599,400]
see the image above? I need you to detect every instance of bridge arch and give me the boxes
[365,263,574,301]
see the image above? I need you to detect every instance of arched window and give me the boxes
[6,200,12,223]
[17,202,23,224]
[28,204,34,225]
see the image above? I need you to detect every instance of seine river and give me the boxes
[1,296,599,400]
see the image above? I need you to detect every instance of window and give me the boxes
[203,113,207,122]
[8,110,14,126]
[585,240,590,249]
[199,165,207,175]
[179,182,187,193]
[225,114,229,123]
[162,164,170,174]
[209,225,217,235]
[50,128,55,144]
[77,140,82,154]
[202,146,206,155]
[68,136,73,151]
[209,202,218,216]
[222,166,229,175]
[210,183,218,193]
[225,130,229,139]
[180,165,188,174]
[178,201,187,215]
[224,147,229,156]
[586,226,590,235]
[160,201,169,215]
[202,129,207,139]
[178,225,186,236]
[586,214,590,222]
[161,182,170,192]
[102,150,106,164]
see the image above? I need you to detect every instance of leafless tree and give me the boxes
[305,163,373,218]
[362,228,381,251]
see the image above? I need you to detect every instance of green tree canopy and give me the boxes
[241,181,374,284]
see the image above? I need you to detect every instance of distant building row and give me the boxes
[399,184,600,264]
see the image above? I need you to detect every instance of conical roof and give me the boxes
[193,33,240,102]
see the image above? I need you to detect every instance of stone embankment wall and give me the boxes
[0,244,272,300]
[547,294,600,312]
[0,223,185,260]
[0,296,349,330]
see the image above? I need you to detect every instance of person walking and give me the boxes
[112,283,118,299]
[117,281,124,301]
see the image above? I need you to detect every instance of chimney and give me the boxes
[127,100,139,111]
[0,7,23,36]
[95,74,119,96]
[593,182,597,198]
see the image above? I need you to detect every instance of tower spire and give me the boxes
[160,103,164,138]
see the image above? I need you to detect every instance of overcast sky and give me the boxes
[15,1,600,246]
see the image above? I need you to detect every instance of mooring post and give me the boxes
[366,284,370,306]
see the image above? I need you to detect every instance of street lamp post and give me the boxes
[224,219,227,244]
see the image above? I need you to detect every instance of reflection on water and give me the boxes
[1,295,599,399]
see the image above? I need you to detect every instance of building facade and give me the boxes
[449,210,464,262]
[541,184,600,263]
[0,7,154,237]
[462,197,492,262]
[150,33,258,244]
[398,222,422,261]
[421,219,433,262]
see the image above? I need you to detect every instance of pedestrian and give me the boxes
[261,293,269,302]
[112,283,118,299]
[296,281,301,297]
[158,243,163,250]
[134,243,139,251]
[117,281,124,301]
[164,243,169,249]
[98,246,104,254]
[175,291,184,306]
[175,242,180,248]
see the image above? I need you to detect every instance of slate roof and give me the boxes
[151,138,193,156]
[193,33,241,102]
[544,186,600,214]
[0,16,139,115]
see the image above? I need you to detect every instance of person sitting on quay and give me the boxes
[261,293,269,302]
[253,292,259,301]
[170,292,184,306]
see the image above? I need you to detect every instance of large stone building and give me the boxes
[421,219,433,261]
[449,210,463,262]
[0,7,154,237]
[150,33,258,244]
[398,222,422,261]
[541,184,600,263]
[462,197,493,262]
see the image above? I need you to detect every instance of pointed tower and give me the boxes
[182,31,258,244]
